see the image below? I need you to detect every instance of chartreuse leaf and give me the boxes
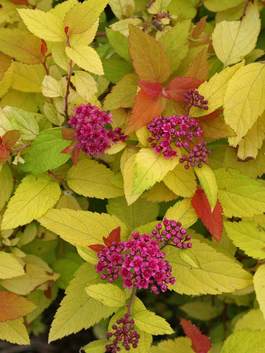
[0,319,30,345]
[159,21,191,72]
[12,62,45,93]
[133,148,178,195]
[64,0,109,35]
[215,168,265,217]
[191,62,243,117]
[0,29,42,64]
[0,58,13,98]
[134,310,173,335]
[194,165,218,210]
[254,264,265,320]
[204,0,244,12]
[0,164,13,212]
[109,0,135,19]
[168,0,197,19]
[67,159,123,199]
[21,129,70,175]
[0,252,24,279]
[49,263,114,342]
[83,340,106,353]
[221,330,265,353]
[18,9,64,42]
[39,208,127,247]
[1,175,61,230]
[151,337,194,353]
[65,45,104,75]
[86,283,126,307]
[165,199,197,229]
[224,221,265,259]
[107,197,159,230]
[129,25,171,82]
[147,0,171,14]
[0,291,36,322]
[164,165,196,198]
[234,309,265,331]
[212,4,261,66]
[165,239,252,295]
[224,63,265,141]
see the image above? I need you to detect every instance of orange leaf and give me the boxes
[40,40,48,57]
[164,77,202,101]
[0,291,36,322]
[127,90,165,133]
[2,130,20,149]
[186,47,209,81]
[129,26,171,83]
[181,319,212,353]
[62,127,75,140]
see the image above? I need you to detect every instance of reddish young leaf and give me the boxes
[139,80,163,98]
[180,319,212,353]
[2,130,20,149]
[0,291,36,322]
[11,0,29,4]
[164,77,202,101]
[127,90,165,133]
[191,188,223,241]
[62,127,75,140]
[88,244,105,253]
[191,17,207,39]
[103,227,121,246]
[40,40,48,57]
[0,142,10,163]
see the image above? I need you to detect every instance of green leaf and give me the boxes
[168,0,197,19]
[234,309,265,331]
[212,4,261,66]
[21,129,70,175]
[39,208,127,247]
[49,263,114,342]
[254,264,265,320]
[64,0,109,35]
[204,0,244,12]
[86,283,126,307]
[66,45,104,75]
[215,168,265,217]
[129,25,171,82]
[71,71,98,101]
[224,63,265,141]
[0,164,13,212]
[0,319,30,345]
[107,197,159,230]
[1,175,61,230]
[151,337,194,353]
[134,310,173,335]
[18,9,64,42]
[165,239,252,295]
[104,73,138,110]
[221,330,265,353]
[165,199,197,228]
[67,159,123,199]
[180,301,222,321]
[159,21,190,72]
[0,252,25,279]
[103,54,133,83]
[133,148,178,195]
[106,29,130,61]
[109,0,135,19]
[194,164,218,210]
[163,164,196,198]
[12,62,45,93]
[224,221,265,259]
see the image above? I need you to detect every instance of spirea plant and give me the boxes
[1,0,265,352]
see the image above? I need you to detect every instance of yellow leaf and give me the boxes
[1,175,61,230]
[109,0,135,19]
[51,42,69,71]
[194,164,218,210]
[42,75,63,98]
[0,319,30,345]
[254,264,265,320]
[143,182,176,203]
[212,4,261,66]
[0,164,13,212]
[163,164,196,198]
[0,252,24,280]
[18,9,64,42]
[67,159,123,199]
[39,208,127,247]
[224,63,265,140]
[0,61,13,98]
[66,45,104,75]
[151,337,194,353]
[71,71,97,101]
[50,0,78,20]
[70,20,99,47]
[204,0,244,12]
[165,199,197,228]
[86,283,126,307]
[12,62,45,93]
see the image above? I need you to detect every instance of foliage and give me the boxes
[0,0,265,352]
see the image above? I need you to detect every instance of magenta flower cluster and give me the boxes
[97,232,175,295]
[147,115,208,168]
[151,218,192,248]
[184,89,208,111]
[69,104,126,157]
[106,313,140,353]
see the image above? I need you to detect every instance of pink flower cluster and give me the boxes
[147,115,208,168]
[184,89,208,111]
[106,313,139,353]
[69,104,126,157]
[151,218,192,248]
[96,232,175,295]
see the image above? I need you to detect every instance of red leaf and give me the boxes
[89,244,105,253]
[191,188,223,241]
[2,130,20,149]
[126,89,165,133]
[164,77,202,101]
[103,227,121,246]
[139,80,163,98]
[0,143,10,163]
[180,319,212,353]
